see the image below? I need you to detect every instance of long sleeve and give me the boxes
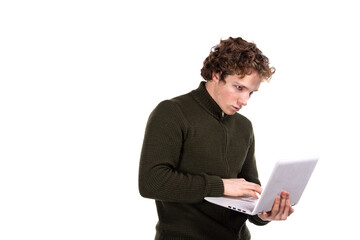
[138,82,268,238]
[138,100,224,203]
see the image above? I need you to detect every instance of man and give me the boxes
[139,37,294,239]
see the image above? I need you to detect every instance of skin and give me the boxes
[205,72,260,115]
[206,71,294,221]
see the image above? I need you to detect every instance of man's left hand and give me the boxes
[257,191,295,221]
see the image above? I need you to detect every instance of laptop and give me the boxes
[205,157,319,215]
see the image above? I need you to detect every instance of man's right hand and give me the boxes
[222,178,262,199]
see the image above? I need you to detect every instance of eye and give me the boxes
[235,85,243,90]
[249,91,254,96]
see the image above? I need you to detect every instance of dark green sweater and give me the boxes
[139,82,268,239]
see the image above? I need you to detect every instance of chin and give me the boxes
[226,110,237,115]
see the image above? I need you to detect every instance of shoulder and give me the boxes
[152,99,178,114]
[152,91,196,118]
[170,91,194,106]
[149,100,182,122]
[148,97,190,129]
[152,91,193,113]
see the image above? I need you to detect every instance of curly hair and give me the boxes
[201,37,275,82]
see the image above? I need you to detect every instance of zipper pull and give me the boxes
[222,112,225,118]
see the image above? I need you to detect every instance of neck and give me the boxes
[205,81,217,102]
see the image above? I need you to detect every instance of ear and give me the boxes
[212,72,220,82]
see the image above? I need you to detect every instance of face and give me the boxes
[207,71,262,115]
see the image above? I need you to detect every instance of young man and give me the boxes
[139,37,294,239]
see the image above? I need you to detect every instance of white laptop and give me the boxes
[205,157,319,215]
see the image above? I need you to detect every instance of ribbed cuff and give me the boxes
[203,174,224,197]
[248,214,270,226]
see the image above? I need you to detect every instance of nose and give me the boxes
[237,94,249,107]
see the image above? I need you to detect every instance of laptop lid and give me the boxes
[205,157,319,215]
[252,157,319,214]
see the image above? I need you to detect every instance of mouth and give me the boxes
[232,106,241,112]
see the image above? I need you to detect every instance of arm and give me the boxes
[138,100,224,203]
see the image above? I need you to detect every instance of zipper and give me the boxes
[220,112,230,176]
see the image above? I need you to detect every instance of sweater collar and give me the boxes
[191,81,227,120]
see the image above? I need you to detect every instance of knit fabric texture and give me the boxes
[139,82,268,239]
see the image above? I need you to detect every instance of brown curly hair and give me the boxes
[201,37,275,82]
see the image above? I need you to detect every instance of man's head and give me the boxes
[201,37,275,82]
[202,37,275,115]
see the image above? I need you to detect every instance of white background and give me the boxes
[1,0,359,239]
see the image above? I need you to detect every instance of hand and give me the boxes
[257,191,295,221]
[222,178,263,199]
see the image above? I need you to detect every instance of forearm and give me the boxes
[139,162,224,203]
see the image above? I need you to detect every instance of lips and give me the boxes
[232,106,241,111]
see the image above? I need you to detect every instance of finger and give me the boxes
[259,211,268,221]
[243,189,260,199]
[248,186,262,196]
[281,194,291,220]
[278,192,288,219]
[240,181,262,195]
[245,182,263,195]
[270,195,281,218]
